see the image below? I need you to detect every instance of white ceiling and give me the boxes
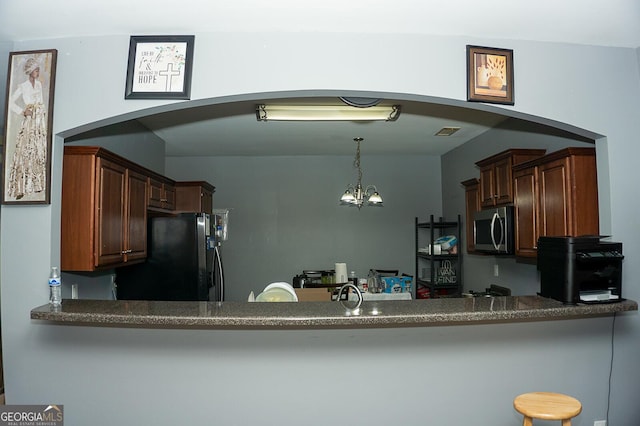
[2,1,638,156]
[2,1,639,48]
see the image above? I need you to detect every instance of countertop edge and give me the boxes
[29,297,638,330]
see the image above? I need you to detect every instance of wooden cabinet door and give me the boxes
[148,177,163,208]
[513,166,539,257]
[95,158,126,267]
[494,157,513,205]
[125,169,148,262]
[538,157,570,237]
[479,166,495,208]
[163,183,176,210]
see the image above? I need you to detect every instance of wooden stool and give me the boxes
[514,392,582,426]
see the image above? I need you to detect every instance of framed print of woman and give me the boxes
[1,49,57,204]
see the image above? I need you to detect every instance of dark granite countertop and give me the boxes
[30,296,637,330]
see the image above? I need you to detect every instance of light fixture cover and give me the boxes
[340,189,356,204]
[368,192,383,205]
[256,104,400,122]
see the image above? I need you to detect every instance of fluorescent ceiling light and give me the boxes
[256,104,401,122]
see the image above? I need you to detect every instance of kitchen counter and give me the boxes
[30,296,637,330]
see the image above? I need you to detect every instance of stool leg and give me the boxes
[522,416,533,426]
[561,420,572,426]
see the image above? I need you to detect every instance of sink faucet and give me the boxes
[336,283,363,312]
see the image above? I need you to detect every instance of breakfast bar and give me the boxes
[30,296,637,330]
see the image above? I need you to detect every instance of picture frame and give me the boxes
[436,260,457,285]
[466,45,514,105]
[2,49,57,205]
[125,35,195,100]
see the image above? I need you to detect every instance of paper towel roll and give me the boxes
[335,263,348,284]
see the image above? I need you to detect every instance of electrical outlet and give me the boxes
[493,264,499,277]
[71,284,78,299]
[594,420,606,426]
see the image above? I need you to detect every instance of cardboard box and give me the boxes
[294,288,332,302]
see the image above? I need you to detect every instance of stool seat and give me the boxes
[514,392,582,426]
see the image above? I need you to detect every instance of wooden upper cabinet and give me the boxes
[148,176,176,211]
[476,149,546,208]
[538,148,599,238]
[175,181,216,214]
[461,178,480,254]
[479,156,511,207]
[512,147,599,258]
[61,146,149,271]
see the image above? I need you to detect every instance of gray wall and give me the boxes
[166,155,441,301]
[1,32,639,426]
[66,120,166,174]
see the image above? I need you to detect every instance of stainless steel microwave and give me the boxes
[473,206,514,254]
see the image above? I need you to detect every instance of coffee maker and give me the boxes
[537,236,623,304]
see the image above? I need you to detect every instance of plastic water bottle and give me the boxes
[49,267,62,307]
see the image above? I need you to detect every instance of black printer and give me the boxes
[537,236,623,305]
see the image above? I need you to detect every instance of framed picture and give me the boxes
[2,49,57,205]
[125,35,195,100]
[466,45,514,105]
[436,260,457,285]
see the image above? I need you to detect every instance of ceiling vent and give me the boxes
[435,127,461,136]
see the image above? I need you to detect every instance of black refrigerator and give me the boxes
[116,212,224,301]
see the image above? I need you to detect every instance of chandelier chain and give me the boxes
[354,139,362,185]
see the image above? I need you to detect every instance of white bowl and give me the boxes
[255,288,297,302]
[259,282,298,302]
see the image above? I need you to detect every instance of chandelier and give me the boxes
[340,138,383,209]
